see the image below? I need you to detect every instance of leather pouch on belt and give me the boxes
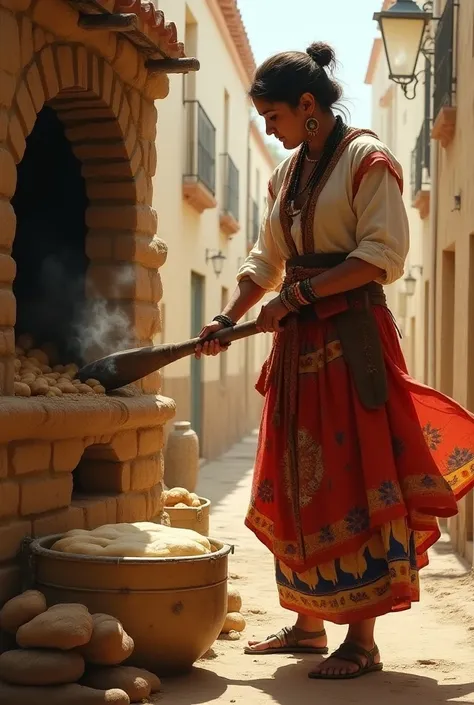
[335,292,388,409]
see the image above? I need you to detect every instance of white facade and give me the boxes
[154,0,275,459]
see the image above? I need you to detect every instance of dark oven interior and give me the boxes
[11,105,89,364]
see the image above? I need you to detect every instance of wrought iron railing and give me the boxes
[411,119,431,203]
[433,0,455,120]
[221,153,239,223]
[183,100,216,195]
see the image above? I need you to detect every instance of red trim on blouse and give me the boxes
[353,151,404,199]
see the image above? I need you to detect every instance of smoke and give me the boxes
[15,248,135,365]
[71,264,135,363]
[72,298,133,362]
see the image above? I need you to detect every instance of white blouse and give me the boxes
[237,134,409,291]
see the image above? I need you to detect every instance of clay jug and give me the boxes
[164,421,200,492]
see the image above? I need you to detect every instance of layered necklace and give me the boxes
[285,115,347,218]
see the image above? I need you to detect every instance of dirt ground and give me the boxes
[156,433,474,705]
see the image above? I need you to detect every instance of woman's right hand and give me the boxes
[194,321,226,359]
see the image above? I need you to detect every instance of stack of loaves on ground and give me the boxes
[13,333,105,397]
[221,584,245,638]
[0,590,160,704]
[0,521,246,704]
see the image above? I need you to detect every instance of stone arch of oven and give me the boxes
[0,41,165,395]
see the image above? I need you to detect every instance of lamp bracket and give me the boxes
[393,70,424,100]
[420,32,435,57]
[377,0,442,100]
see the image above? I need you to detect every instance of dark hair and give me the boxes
[249,41,342,111]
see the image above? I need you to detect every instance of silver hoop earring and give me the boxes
[305,116,320,138]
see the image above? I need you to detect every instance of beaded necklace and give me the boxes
[285,115,347,218]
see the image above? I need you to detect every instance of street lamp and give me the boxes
[404,265,423,296]
[374,0,433,99]
[404,270,417,297]
[205,249,226,277]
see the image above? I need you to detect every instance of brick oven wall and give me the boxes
[0,426,168,604]
[0,0,181,605]
[0,0,175,393]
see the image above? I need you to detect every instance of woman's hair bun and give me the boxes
[306,42,336,70]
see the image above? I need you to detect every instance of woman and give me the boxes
[195,42,474,680]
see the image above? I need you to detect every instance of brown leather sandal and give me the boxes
[244,626,328,655]
[308,642,383,679]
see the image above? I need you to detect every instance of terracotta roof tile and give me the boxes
[113,0,185,58]
[217,0,256,82]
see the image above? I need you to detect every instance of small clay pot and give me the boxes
[164,421,199,492]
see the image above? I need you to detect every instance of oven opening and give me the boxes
[11,105,89,364]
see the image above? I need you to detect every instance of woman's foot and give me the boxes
[309,618,380,678]
[309,640,381,677]
[245,616,327,654]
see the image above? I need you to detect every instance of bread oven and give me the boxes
[0,0,197,605]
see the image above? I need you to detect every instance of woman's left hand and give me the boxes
[256,295,289,333]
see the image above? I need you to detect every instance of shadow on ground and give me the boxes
[427,571,472,581]
[427,535,473,581]
[164,659,474,705]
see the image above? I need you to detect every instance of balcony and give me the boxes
[247,198,260,250]
[432,0,456,148]
[219,154,240,236]
[182,100,217,213]
[411,119,431,220]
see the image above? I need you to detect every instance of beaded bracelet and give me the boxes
[293,282,309,306]
[213,314,236,328]
[300,278,322,303]
[286,283,305,311]
[280,279,322,313]
[281,282,308,312]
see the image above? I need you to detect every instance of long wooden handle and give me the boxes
[205,320,258,344]
[78,320,262,390]
[163,320,259,362]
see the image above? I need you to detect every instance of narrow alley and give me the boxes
[162,434,474,705]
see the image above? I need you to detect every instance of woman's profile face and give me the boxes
[253,93,316,150]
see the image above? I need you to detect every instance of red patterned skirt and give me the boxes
[245,298,474,624]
